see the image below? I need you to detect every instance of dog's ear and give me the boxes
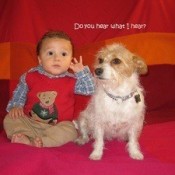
[132,56,148,75]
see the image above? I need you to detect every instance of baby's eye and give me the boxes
[61,52,67,57]
[48,51,54,56]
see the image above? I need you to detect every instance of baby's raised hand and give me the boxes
[8,107,24,119]
[69,56,84,73]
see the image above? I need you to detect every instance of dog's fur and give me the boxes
[75,43,147,160]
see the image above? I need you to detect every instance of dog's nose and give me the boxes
[95,68,103,76]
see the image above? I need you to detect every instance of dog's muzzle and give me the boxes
[95,68,103,76]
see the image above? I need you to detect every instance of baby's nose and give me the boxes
[95,68,103,76]
[54,55,60,61]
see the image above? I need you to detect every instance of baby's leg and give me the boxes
[32,137,43,147]
[41,121,78,147]
[3,114,40,146]
[11,133,43,147]
[11,133,31,145]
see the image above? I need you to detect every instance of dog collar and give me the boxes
[103,88,140,103]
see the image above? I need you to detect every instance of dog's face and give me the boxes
[94,43,147,84]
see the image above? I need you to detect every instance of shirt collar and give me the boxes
[31,65,75,79]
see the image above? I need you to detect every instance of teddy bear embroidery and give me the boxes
[31,91,58,124]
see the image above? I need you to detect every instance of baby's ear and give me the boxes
[132,55,148,75]
[38,56,42,66]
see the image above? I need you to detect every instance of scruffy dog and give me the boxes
[75,43,147,160]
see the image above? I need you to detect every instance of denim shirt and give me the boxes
[7,65,95,112]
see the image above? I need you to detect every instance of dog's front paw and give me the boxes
[74,136,89,145]
[129,150,144,160]
[89,151,102,160]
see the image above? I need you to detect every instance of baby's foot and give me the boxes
[11,133,31,145]
[32,137,43,148]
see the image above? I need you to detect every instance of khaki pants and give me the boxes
[3,114,78,147]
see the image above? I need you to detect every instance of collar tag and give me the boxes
[135,94,141,103]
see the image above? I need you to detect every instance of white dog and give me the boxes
[75,43,147,160]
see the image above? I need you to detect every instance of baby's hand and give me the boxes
[69,56,84,73]
[8,107,24,119]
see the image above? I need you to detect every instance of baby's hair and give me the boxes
[36,30,73,55]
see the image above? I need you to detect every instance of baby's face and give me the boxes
[38,38,72,75]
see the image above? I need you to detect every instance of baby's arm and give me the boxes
[69,56,95,95]
[6,74,28,119]
[69,56,84,73]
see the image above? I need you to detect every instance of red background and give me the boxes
[0,0,175,47]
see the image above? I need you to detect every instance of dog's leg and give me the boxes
[75,118,89,145]
[127,129,144,160]
[89,127,104,160]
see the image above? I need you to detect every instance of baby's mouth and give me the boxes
[52,65,60,68]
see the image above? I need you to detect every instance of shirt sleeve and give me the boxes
[74,66,95,95]
[6,73,28,112]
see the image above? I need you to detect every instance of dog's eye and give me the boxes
[111,58,121,64]
[98,58,104,64]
